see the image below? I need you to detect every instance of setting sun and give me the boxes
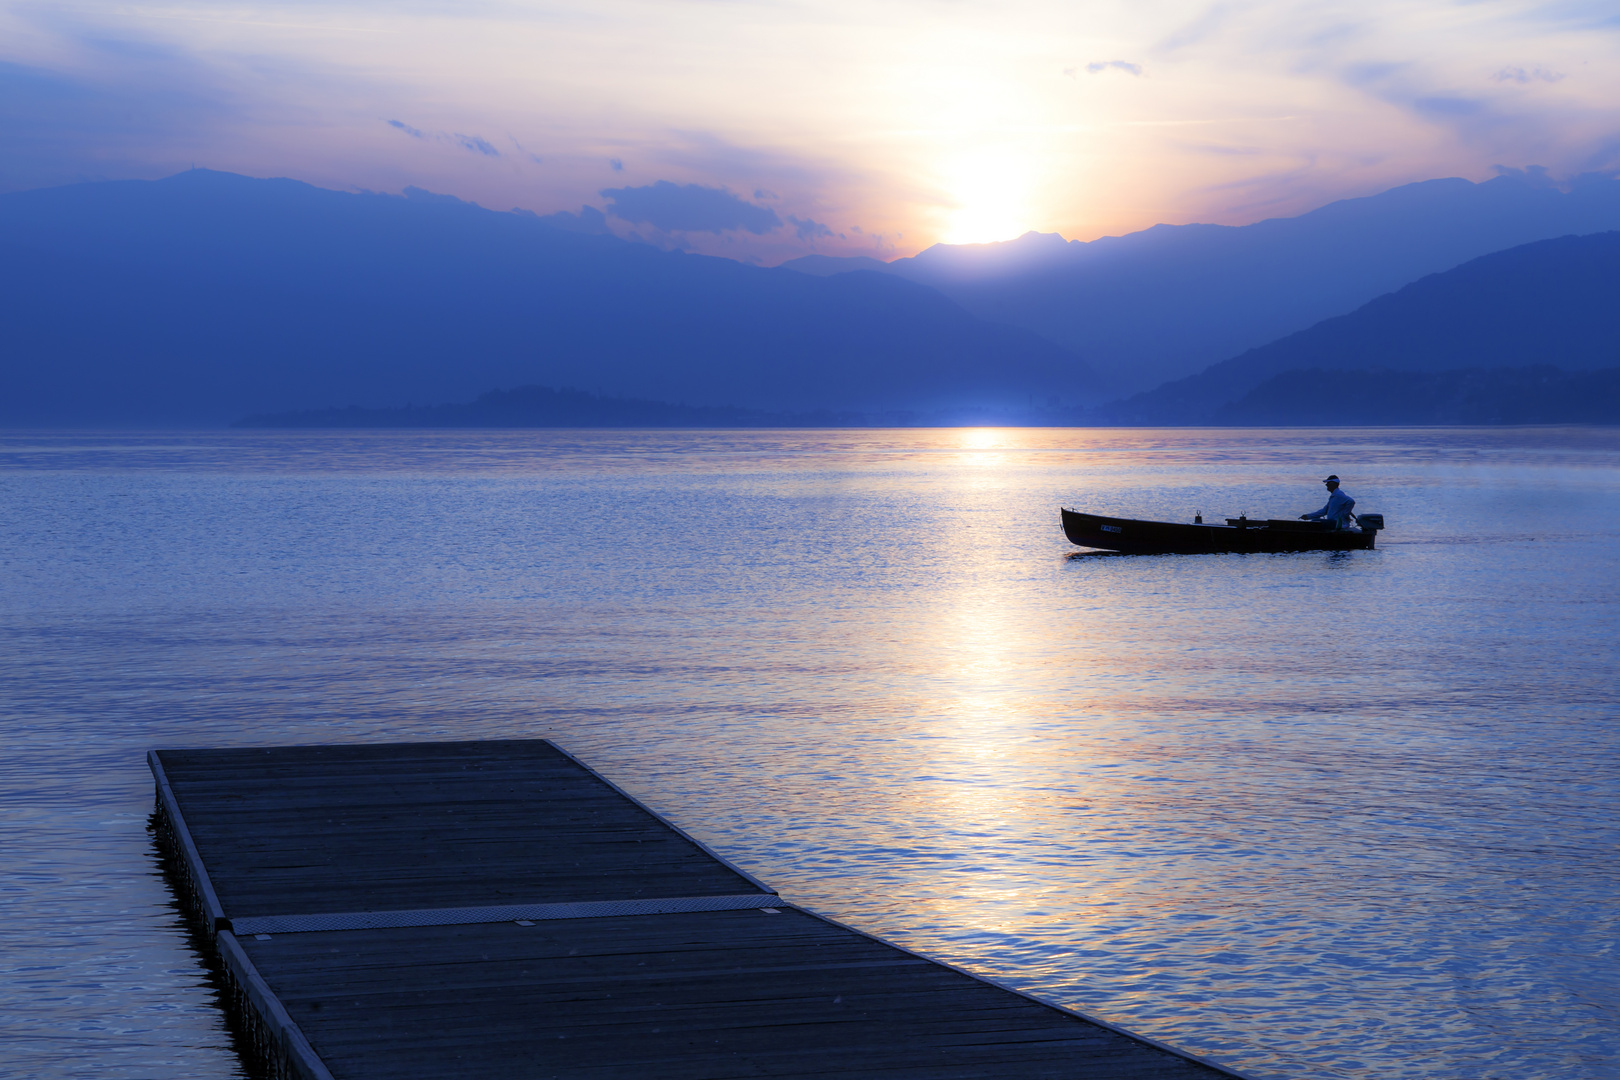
[938,152,1036,245]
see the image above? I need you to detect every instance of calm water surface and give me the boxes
[1,427,1617,1080]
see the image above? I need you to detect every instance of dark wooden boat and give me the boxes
[1061,508,1383,554]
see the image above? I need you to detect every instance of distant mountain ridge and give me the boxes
[1108,231,1620,424]
[1216,366,1620,425]
[237,385,789,428]
[10,167,1618,428]
[237,383,1093,428]
[784,172,1620,393]
[0,170,1095,426]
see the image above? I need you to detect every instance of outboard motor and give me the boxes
[1357,513,1384,533]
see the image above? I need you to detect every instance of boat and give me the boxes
[1061,508,1384,554]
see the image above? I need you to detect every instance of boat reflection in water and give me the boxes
[1061,508,1385,555]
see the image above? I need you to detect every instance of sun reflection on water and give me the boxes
[957,426,1011,452]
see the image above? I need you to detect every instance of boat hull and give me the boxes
[1061,508,1377,554]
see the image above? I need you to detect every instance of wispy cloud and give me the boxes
[1086,61,1144,76]
[455,134,498,157]
[1157,4,1233,53]
[509,136,542,164]
[1491,163,1556,186]
[1412,96,1488,119]
[1493,67,1566,84]
[387,118,504,160]
[601,180,782,234]
[786,214,832,241]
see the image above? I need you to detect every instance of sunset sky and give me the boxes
[4,0,1618,261]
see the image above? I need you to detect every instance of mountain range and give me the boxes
[236,384,1083,428]
[785,170,1620,394]
[0,170,1092,426]
[2,167,1618,427]
[1213,366,1620,426]
[1111,231,1620,423]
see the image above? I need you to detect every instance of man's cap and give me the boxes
[1323,474,1340,483]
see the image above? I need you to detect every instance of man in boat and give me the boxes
[1301,475,1356,529]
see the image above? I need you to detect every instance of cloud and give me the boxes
[1343,61,1407,88]
[389,121,503,158]
[1490,164,1557,187]
[594,131,877,256]
[1337,61,1524,144]
[509,135,542,163]
[455,134,499,157]
[1412,96,1487,118]
[786,214,832,240]
[1178,142,1267,157]
[1157,5,1231,53]
[519,204,612,234]
[600,180,782,234]
[1087,60,1143,76]
[609,158,623,171]
[1575,133,1620,174]
[1493,67,1566,84]
[402,186,473,206]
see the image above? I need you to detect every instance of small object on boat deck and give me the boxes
[1062,507,1384,554]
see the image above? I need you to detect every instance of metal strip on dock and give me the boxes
[230,893,782,935]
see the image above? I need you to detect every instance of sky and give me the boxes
[3,0,1619,262]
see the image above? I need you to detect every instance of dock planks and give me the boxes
[151,740,1248,1080]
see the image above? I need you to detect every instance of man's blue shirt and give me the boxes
[1304,488,1356,528]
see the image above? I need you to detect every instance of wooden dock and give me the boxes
[150,740,1250,1080]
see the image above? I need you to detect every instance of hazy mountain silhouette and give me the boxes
[0,170,1094,426]
[1107,231,1620,424]
[237,383,1094,428]
[784,170,1620,393]
[1215,366,1620,425]
[237,385,789,428]
[778,254,892,276]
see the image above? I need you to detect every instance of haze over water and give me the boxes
[2,426,1617,1080]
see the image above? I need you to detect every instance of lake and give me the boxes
[1,426,1616,1080]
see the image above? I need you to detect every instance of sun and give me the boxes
[938,150,1036,245]
[942,205,1029,246]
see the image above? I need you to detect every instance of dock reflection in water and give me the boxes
[0,426,1616,1080]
